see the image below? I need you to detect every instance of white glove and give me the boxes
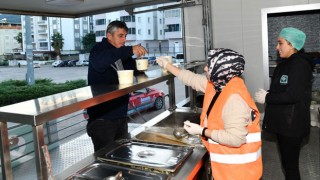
[156,57,169,70]
[183,120,203,135]
[255,88,268,104]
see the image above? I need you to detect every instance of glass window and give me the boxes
[128,28,136,35]
[95,19,106,25]
[95,30,105,37]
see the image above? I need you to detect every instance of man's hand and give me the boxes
[156,57,169,70]
[184,120,203,135]
[133,45,147,58]
[255,88,268,104]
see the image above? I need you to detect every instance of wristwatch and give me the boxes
[202,127,208,137]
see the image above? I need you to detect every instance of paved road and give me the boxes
[0,65,88,83]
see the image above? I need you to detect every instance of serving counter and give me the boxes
[0,62,206,180]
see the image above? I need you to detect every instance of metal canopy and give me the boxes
[0,0,179,18]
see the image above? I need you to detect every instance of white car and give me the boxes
[52,60,63,67]
[173,53,184,64]
[33,63,40,68]
[82,60,89,66]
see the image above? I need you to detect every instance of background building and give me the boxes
[93,6,183,57]
[21,15,93,60]
[0,18,21,58]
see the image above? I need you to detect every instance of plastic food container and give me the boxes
[117,70,134,84]
[136,59,149,71]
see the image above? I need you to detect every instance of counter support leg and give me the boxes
[0,122,13,180]
[167,79,177,111]
[32,125,48,180]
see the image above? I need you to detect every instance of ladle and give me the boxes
[173,127,188,139]
[104,171,123,180]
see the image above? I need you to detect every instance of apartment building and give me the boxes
[21,15,93,59]
[0,18,21,56]
[93,6,183,56]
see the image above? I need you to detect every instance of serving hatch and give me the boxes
[97,140,193,173]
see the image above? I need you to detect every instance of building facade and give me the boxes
[21,15,93,59]
[0,18,21,57]
[93,6,183,57]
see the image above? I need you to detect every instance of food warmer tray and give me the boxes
[97,140,193,173]
[67,162,169,180]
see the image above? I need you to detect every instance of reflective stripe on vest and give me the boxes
[210,147,261,164]
[208,132,261,144]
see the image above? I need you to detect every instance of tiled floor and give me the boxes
[10,126,320,180]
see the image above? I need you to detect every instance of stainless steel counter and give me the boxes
[0,62,205,180]
[56,108,207,179]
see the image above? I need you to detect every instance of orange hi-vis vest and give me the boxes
[200,77,262,180]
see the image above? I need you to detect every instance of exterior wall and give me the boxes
[0,25,21,55]
[211,0,320,97]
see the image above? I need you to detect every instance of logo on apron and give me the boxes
[280,75,288,85]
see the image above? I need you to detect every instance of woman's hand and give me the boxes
[156,57,169,70]
[255,88,268,104]
[184,120,203,135]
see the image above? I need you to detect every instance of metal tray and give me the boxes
[67,162,169,180]
[97,140,193,173]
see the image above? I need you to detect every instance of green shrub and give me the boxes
[0,79,87,107]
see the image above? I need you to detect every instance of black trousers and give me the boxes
[86,117,128,152]
[277,134,304,180]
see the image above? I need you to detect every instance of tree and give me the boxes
[51,32,64,60]
[81,33,96,53]
[14,32,23,49]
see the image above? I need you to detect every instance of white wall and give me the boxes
[61,18,74,51]
[211,0,320,97]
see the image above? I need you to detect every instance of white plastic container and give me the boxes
[117,70,134,84]
[136,59,149,71]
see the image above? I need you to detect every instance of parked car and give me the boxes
[52,60,63,67]
[76,60,88,66]
[68,60,78,67]
[33,63,40,68]
[56,61,69,67]
[147,56,156,64]
[82,60,89,66]
[83,87,166,119]
[173,53,184,64]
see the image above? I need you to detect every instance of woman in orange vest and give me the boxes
[156,48,262,180]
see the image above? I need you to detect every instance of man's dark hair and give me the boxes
[106,20,128,34]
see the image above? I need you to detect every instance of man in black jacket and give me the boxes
[87,20,147,152]
[255,27,315,180]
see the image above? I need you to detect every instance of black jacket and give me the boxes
[87,38,140,120]
[263,53,315,137]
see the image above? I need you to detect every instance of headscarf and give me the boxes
[279,27,306,51]
[207,48,245,92]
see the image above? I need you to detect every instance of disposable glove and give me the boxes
[255,88,268,104]
[183,120,203,135]
[156,57,169,70]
